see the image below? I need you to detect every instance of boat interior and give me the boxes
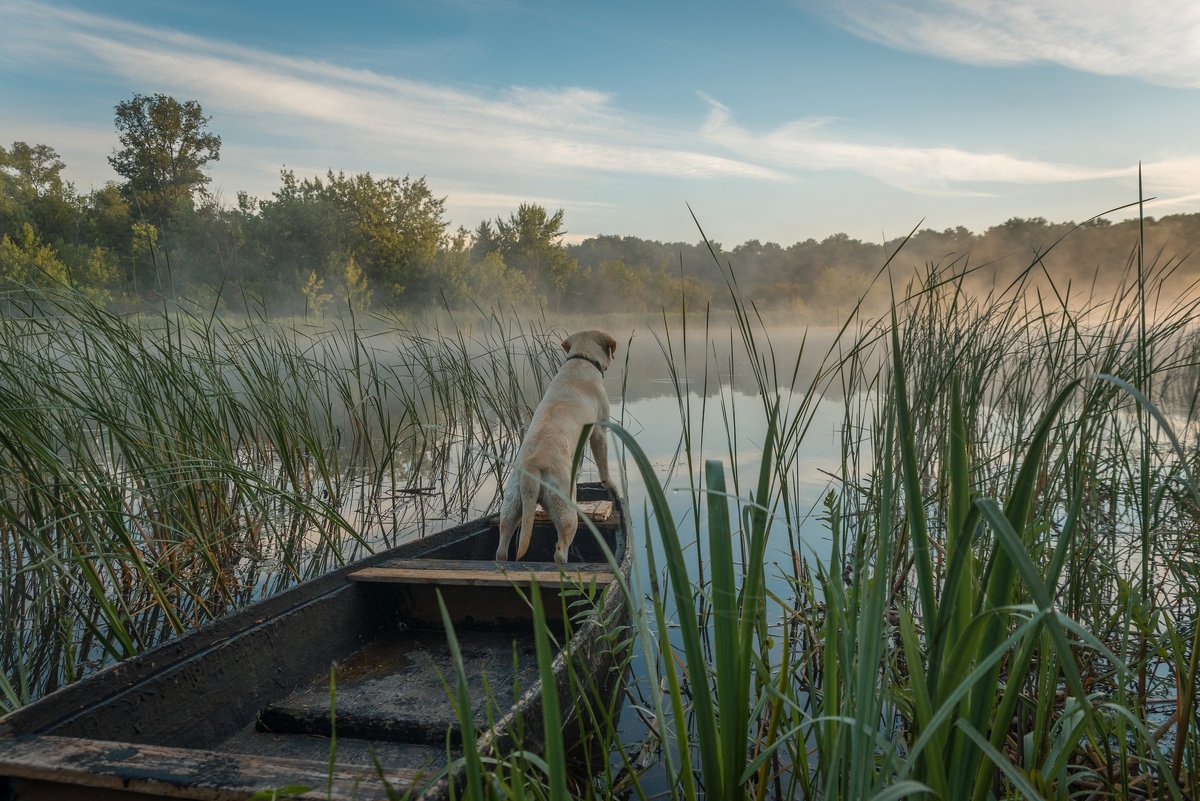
[0,487,625,799]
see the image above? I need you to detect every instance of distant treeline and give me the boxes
[2,94,1196,319]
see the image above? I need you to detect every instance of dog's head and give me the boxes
[562,330,617,370]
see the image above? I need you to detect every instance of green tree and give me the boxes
[129,221,161,290]
[469,250,534,307]
[335,251,372,312]
[0,141,78,244]
[160,195,251,288]
[494,203,564,274]
[241,171,348,296]
[494,203,579,308]
[432,226,472,306]
[437,228,533,309]
[300,270,333,317]
[0,223,70,285]
[83,184,133,254]
[57,242,119,302]
[2,142,66,194]
[324,170,446,300]
[109,93,221,225]
[593,259,646,311]
[470,220,501,261]
[249,169,446,305]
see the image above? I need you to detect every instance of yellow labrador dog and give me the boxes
[496,330,616,564]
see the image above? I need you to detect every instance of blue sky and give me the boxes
[3,0,1199,246]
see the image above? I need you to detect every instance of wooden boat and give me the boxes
[0,482,631,800]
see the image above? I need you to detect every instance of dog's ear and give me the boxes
[561,337,572,353]
[605,334,617,360]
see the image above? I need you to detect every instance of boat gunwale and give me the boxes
[0,513,496,738]
[0,482,634,800]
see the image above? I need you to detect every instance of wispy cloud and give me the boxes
[0,0,779,182]
[0,0,1174,232]
[1137,157,1200,211]
[815,0,1200,88]
[700,98,1124,194]
[442,188,613,212]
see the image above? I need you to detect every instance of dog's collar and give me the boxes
[565,353,606,374]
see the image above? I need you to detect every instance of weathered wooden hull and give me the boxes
[0,483,632,800]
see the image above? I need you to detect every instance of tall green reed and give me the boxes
[804,248,1200,797]
[610,206,1200,799]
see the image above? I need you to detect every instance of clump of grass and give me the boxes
[609,204,1200,799]
[0,286,561,709]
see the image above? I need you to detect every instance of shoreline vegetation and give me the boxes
[6,109,1200,325]
[2,202,1200,799]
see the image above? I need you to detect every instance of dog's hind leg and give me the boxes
[589,423,613,491]
[543,491,579,565]
[513,470,544,560]
[496,497,521,561]
[498,468,538,560]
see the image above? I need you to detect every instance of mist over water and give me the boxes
[372,314,848,541]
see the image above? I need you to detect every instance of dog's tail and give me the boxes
[514,470,541,560]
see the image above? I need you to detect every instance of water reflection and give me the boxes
[614,386,843,568]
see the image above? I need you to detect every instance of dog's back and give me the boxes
[496,330,616,563]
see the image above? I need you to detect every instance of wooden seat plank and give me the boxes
[348,559,615,588]
[487,499,615,524]
[0,733,420,800]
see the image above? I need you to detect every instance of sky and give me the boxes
[3,0,1200,247]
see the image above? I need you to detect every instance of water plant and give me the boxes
[597,203,1200,798]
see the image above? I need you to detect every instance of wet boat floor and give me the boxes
[219,625,541,770]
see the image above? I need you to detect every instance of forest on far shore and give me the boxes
[3,93,1197,321]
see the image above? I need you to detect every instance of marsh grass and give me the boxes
[603,208,1200,799]
[0,287,560,708]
